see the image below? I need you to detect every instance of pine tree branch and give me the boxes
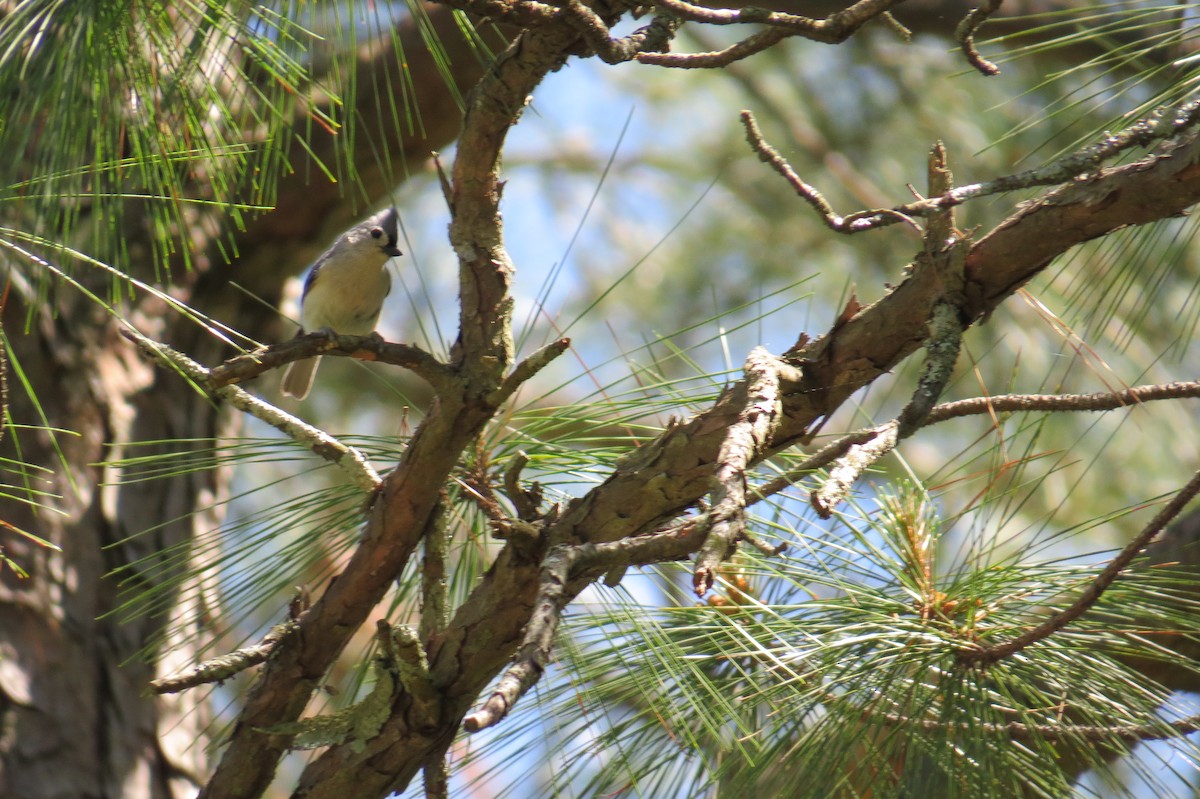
[741,97,1200,233]
[207,333,455,395]
[464,522,708,731]
[234,22,587,799]
[751,380,1200,504]
[206,27,1200,799]
[151,619,299,694]
[694,347,784,595]
[813,143,969,516]
[959,468,1200,666]
[122,327,383,493]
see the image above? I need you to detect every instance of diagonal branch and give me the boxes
[202,19,585,799]
[959,468,1200,666]
[464,522,709,731]
[122,327,383,493]
[956,0,1005,76]
[812,143,969,516]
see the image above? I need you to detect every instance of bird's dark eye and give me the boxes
[370,227,384,239]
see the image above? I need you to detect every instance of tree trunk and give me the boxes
[0,6,506,797]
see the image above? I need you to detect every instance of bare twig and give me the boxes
[742,97,1200,233]
[743,528,787,556]
[751,430,880,504]
[878,11,911,42]
[123,327,383,493]
[207,331,455,395]
[694,348,783,595]
[956,0,1004,76]
[463,523,708,732]
[488,337,570,406]
[739,110,921,232]
[752,380,1200,506]
[807,306,962,520]
[810,419,901,518]
[461,544,573,732]
[927,381,1200,421]
[960,468,1200,666]
[151,620,299,694]
[644,0,900,40]
[812,146,968,517]
[638,28,790,68]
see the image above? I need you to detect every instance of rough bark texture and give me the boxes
[3,2,1200,799]
[0,6,508,798]
[210,19,1200,799]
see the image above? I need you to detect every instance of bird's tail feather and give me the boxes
[281,356,320,400]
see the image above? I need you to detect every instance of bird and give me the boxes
[280,207,402,400]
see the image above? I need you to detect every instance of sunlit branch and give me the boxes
[151,619,299,694]
[644,0,900,40]
[751,380,1200,505]
[638,28,791,68]
[207,332,455,395]
[743,97,1200,233]
[740,109,921,232]
[814,147,968,517]
[694,347,784,595]
[488,337,571,406]
[959,468,1200,665]
[122,327,383,493]
[464,523,708,732]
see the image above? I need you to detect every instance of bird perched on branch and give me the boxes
[280,207,403,400]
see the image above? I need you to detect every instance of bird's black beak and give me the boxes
[384,244,402,257]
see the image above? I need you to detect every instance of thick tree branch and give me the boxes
[275,24,585,799]
[187,8,1200,794]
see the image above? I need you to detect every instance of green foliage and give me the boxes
[6,0,1200,797]
[0,0,324,278]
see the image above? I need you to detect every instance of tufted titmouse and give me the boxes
[280,207,402,400]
